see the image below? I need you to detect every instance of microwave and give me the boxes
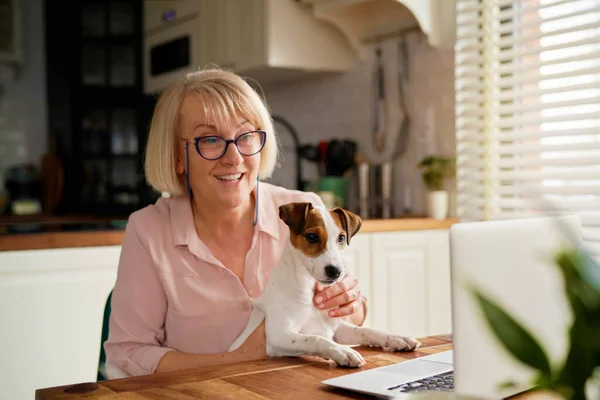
[143,0,203,94]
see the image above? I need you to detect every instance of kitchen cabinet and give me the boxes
[347,229,452,338]
[0,246,120,400]
[200,0,355,85]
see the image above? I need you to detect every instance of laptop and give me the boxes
[322,215,583,399]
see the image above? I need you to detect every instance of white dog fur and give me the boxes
[228,202,420,367]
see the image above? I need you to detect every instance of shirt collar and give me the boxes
[169,195,196,247]
[169,181,280,247]
[253,181,280,240]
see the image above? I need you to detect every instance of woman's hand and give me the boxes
[235,320,269,361]
[313,274,365,324]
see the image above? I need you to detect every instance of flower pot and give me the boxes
[427,190,448,220]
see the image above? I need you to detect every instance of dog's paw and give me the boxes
[382,335,422,352]
[329,345,366,368]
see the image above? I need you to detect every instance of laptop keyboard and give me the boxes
[388,371,454,393]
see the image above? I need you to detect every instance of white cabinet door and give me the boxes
[369,230,452,338]
[199,0,230,68]
[370,231,428,338]
[342,233,372,327]
[424,229,452,337]
[222,0,265,72]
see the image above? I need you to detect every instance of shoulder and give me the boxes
[124,195,178,240]
[261,182,324,208]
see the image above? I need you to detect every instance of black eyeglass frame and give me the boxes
[180,130,267,160]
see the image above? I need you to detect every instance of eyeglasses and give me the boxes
[180,130,267,160]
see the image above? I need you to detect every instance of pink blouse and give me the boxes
[104,182,324,377]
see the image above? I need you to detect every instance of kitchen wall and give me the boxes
[262,31,456,217]
[0,0,47,190]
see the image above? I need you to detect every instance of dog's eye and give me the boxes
[338,234,346,245]
[305,233,319,244]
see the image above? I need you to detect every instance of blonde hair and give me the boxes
[144,67,279,196]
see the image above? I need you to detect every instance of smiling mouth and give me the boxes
[215,173,243,182]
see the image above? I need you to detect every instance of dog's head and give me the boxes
[278,202,362,285]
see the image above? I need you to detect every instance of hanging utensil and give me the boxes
[394,37,410,159]
[373,46,386,153]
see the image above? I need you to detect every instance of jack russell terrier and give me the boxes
[228,201,421,367]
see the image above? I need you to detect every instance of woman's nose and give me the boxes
[221,141,243,165]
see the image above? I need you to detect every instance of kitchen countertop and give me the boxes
[0,216,459,252]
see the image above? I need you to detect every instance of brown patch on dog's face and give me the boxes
[279,202,328,257]
[330,208,362,245]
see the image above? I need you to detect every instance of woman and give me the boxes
[104,68,367,378]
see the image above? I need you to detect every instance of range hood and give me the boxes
[298,0,456,57]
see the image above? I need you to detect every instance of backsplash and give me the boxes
[262,31,456,217]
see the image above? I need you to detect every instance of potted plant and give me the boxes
[417,155,455,220]
[471,241,600,400]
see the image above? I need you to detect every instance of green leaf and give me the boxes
[472,289,553,377]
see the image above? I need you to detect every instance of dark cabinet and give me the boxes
[45,0,159,215]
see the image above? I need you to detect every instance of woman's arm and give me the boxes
[155,321,268,373]
[104,213,177,377]
[342,296,367,326]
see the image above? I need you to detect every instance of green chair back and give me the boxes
[97,290,113,381]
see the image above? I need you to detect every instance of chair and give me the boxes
[97,290,113,381]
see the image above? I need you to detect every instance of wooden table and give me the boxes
[36,335,551,399]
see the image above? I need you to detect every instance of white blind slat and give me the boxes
[459,142,600,155]
[497,95,600,115]
[496,170,600,181]
[497,37,600,62]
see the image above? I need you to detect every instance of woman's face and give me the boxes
[176,94,262,210]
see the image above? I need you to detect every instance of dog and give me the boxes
[228,201,421,367]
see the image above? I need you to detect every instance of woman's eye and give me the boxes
[305,233,318,244]
[338,234,346,244]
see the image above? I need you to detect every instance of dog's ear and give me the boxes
[332,208,362,245]
[279,202,313,235]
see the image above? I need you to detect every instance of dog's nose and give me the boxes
[324,265,342,279]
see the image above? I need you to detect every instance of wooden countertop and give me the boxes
[360,217,458,233]
[0,217,458,252]
[34,335,548,400]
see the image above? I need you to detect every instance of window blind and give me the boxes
[455,0,600,258]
